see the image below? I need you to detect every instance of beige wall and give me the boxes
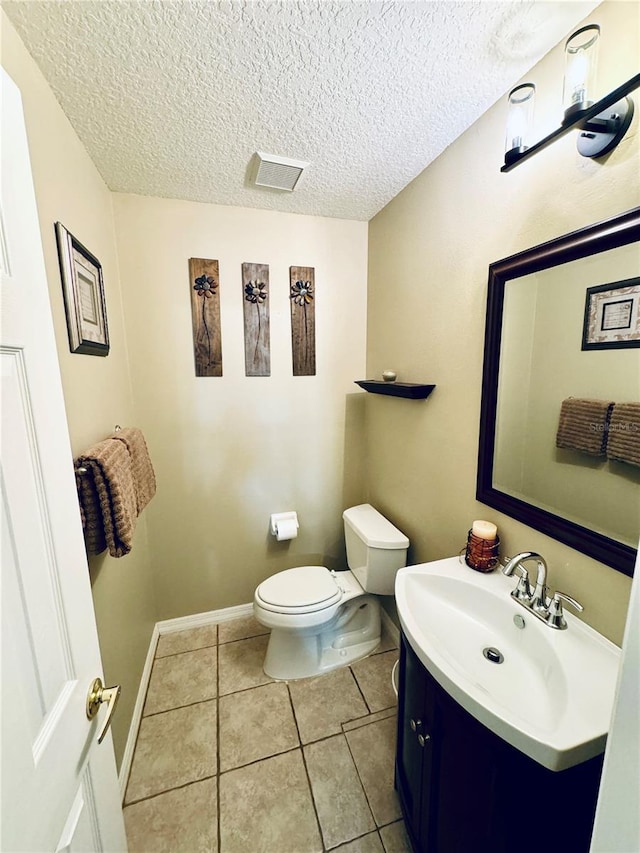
[366,0,638,645]
[1,12,157,767]
[112,194,368,619]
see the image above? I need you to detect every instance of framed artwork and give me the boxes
[55,222,109,355]
[582,277,640,350]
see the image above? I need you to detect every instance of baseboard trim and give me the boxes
[117,602,253,800]
[118,622,159,801]
[156,602,254,635]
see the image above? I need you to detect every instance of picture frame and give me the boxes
[55,222,109,356]
[582,276,640,350]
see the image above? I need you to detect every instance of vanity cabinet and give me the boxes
[395,632,603,853]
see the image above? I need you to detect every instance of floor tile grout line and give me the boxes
[288,683,326,851]
[324,827,384,852]
[142,694,218,719]
[300,746,328,851]
[340,706,397,734]
[349,664,373,714]
[155,628,269,659]
[378,818,410,853]
[155,640,218,659]
[217,629,270,648]
[285,680,303,755]
[378,817,405,830]
[370,642,399,659]
[305,730,376,852]
[220,743,305,776]
[123,772,218,808]
[298,713,396,750]
[218,677,277,699]
[343,725,383,831]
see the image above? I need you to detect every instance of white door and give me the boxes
[1,69,127,852]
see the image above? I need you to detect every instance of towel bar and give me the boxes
[76,425,122,474]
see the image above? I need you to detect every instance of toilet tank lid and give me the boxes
[343,504,409,550]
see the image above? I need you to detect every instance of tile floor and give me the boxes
[123,614,411,853]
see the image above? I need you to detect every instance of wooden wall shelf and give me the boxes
[355,380,436,399]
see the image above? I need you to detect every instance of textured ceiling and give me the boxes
[4,0,599,220]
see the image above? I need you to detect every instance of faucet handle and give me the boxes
[511,565,532,601]
[547,591,584,630]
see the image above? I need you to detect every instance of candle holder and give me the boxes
[463,530,500,573]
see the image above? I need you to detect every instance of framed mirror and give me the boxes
[477,208,640,577]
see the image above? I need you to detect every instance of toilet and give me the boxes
[253,504,409,679]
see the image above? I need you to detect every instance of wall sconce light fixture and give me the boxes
[502,24,637,173]
[562,24,600,123]
[504,84,536,166]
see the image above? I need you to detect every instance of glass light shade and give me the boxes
[505,83,536,161]
[562,24,600,121]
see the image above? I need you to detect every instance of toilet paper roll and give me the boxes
[276,519,298,541]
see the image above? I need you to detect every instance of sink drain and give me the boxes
[483,647,504,664]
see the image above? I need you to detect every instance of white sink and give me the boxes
[395,557,621,771]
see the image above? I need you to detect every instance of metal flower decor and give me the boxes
[245,280,268,366]
[245,281,268,304]
[290,280,314,305]
[194,274,217,298]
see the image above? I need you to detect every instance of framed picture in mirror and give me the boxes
[582,277,640,350]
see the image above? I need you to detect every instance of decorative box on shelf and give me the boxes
[354,380,436,400]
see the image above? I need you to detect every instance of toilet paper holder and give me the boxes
[270,511,299,539]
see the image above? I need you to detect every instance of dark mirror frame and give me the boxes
[477,207,640,578]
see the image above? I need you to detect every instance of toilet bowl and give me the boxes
[253,504,409,680]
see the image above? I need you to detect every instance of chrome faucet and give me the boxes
[503,552,548,610]
[502,552,583,629]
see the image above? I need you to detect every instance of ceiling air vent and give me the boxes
[251,152,309,192]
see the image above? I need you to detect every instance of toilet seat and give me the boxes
[255,566,342,614]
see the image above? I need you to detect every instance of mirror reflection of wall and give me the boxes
[495,241,640,548]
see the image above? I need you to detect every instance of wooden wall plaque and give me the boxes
[189,258,222,377]
[289,266,316,376]
[242,262,270,376]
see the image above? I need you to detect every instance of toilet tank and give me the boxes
[343,504,409,595]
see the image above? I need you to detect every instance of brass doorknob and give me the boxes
[86,677,121,744]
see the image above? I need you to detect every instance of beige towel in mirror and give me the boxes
[606,402,640,467]
[555,397,614,456]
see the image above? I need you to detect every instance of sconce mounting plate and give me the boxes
[577,96,635,158]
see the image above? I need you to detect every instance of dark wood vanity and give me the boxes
[395,633,603,853]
